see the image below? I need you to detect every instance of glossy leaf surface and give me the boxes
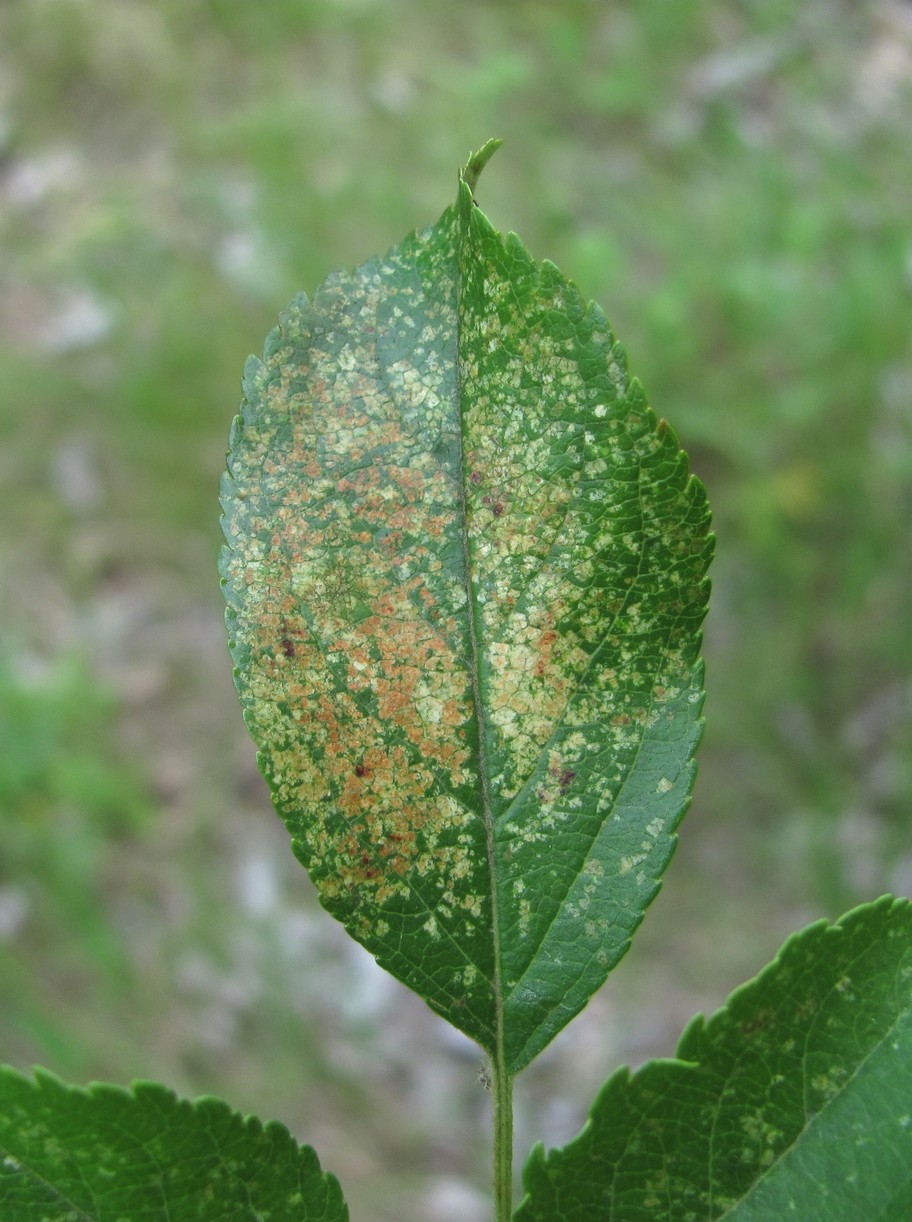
[221,145,712,1073]
[0,1068,348,1220]
[516,896,912,1220]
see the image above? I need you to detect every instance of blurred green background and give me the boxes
[1,1,910,1217]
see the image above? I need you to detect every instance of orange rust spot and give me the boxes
[534,627,560,678]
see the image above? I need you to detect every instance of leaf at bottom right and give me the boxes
[516,895,912,1221]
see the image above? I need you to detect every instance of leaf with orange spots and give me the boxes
[220,141,713,1076]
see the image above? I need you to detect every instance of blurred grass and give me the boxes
[1,1,910,1218]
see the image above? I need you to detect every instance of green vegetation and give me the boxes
[1,4,910,1218]
[4,140,911,1222]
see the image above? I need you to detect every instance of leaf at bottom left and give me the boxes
[0,1066,348,1221]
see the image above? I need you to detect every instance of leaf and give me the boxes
[220,142,712,1074]
[515,896,912,1221]
[0,1067,348,1221]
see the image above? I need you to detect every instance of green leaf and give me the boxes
[0,1067,348,1221]
[515,896,912,1221]
[220,144,712,1074]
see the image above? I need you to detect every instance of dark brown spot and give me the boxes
[492,503,504,517]
[280,638,295,658]
[354,764,368,777]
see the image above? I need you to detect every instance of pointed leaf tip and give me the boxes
[460,138,503,195]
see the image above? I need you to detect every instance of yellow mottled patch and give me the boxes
[223,216,493,939]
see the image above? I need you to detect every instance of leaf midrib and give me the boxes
[452,189,509,1072]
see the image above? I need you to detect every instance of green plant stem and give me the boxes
[492,1059,514,1221]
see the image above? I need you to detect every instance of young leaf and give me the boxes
[0,1067,348,1221]
[220,142,712,1074]
[515,896,912,1220]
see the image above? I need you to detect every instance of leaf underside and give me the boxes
[0,1067,348,1221]
[515,896,912,1221]
[220,153,713,1074]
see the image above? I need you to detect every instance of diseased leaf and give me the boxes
[0,1067,348,1221]
[515,896,912,1221]
[220,143,712,1073]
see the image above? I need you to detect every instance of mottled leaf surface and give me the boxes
[0,1067,348,1220]
[516,896,912,1221]
[221,149,712,1073]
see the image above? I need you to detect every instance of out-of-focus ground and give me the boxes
[1,2,910,1218]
